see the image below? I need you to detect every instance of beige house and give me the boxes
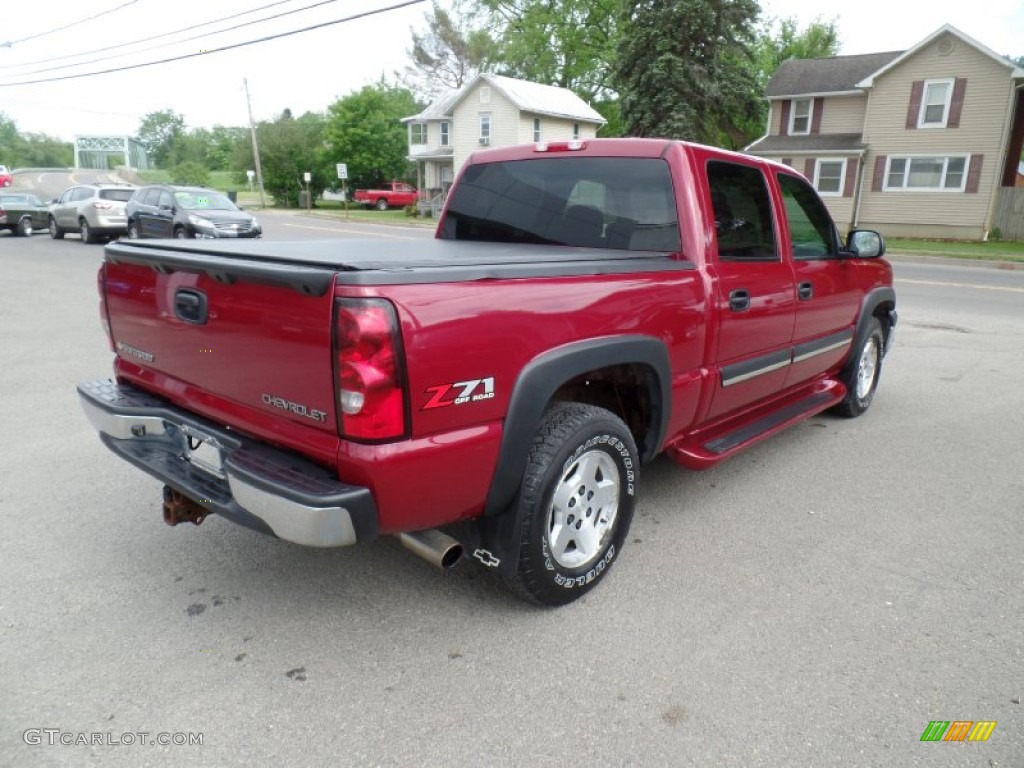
[402,74,605,208]
[746,25,1024,239]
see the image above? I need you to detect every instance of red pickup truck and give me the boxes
[352,181,418,210]
[78,139,896,605]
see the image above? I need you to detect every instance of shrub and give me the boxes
[171,161,210,187]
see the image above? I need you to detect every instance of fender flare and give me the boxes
[843,286,896,374]
[483,335,671,519]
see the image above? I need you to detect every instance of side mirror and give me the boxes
[845,229,886,258]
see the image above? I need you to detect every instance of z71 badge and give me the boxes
[422,377,495,410]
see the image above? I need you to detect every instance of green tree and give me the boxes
[481,0,620,102]
[405,0,493,99]
[324,82,420,192]
[614,0,762,148]
[0,112,72,167]
[0,112,28,163]
[233,109,332,207]
[136,109,185,167]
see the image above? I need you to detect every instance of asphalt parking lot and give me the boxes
[1,223,1022,767]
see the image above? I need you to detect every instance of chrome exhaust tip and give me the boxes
[398,529,463,570]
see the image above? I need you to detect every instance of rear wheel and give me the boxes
[507,402,638,606]
[80,219,97,244]
[48,216,64,240]
[16,217,33,236]
[833,318,884,417]
[375,198,389,211]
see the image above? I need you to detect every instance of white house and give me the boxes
[402,73,606,206]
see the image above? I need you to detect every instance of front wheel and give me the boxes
[16,217,33,236]
[127,221,139,239]
[508,402,638,606]
[49,216,64,240]
[173,227,189,239]
[375,198,389,211]
[833,318,884,417]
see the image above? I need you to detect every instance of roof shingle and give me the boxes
[766,51,903,97]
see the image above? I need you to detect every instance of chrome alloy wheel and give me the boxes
[856,336,880,400]
[545,449,620,569]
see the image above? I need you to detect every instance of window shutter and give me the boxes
[811,98,824,135]
[948,77,968,128]
[779,100,791,136]
[843,158,859,198]
[781,157,793,167]
[872,155,887,191]
[804,158,816,179]
[906,81,924,129]
[965,154,983,193]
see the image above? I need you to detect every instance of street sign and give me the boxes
[336,163,348,180]
[303,172,312,183]
[246,170,255,181]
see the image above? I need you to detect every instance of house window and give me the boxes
[572,122,581,140]
[479,114,491,145]
[479,87,491,104]
[919,79,954,127]
[813,159,846,196]
[884,155,968,191]
[790,99,812,135]
[410,123,427,145]
[440,121,450,147]
[533,117,541,142]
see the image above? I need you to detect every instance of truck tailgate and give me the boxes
[102,240,339,438]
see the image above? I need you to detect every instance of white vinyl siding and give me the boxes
[856,31,1012,233]
[819,95,867,133]
[918,78,954,127]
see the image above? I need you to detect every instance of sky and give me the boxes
[1,0,1022,142]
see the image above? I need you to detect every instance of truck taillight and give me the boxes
[333,298,407,441]
[97,264,114,351]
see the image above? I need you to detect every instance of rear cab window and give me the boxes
[100,189,135,202]
[439,156,681,252]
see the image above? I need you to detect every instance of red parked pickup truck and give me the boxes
[79,139,896,605]
[352,181,418,210]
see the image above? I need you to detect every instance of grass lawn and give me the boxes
[887,238,1024,262]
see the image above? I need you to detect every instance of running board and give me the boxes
[666,381,845,470]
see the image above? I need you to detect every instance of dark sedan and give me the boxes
[0,193,49,236]
[126,185,261,239]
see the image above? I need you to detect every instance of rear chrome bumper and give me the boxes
[77,380,378,547]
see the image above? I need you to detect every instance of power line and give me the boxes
[0,0,297,71]
[7,0,346,77]
[0,0,426,88]
[1,0,142,49]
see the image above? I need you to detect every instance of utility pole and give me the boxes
[244,78,266,209]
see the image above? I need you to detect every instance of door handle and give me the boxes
[729,289,750,312]
[798,281,814,301]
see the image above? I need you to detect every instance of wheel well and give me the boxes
[873,301,895,342]
[549,363,656,458]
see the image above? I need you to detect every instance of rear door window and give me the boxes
[706,161,778,262]
[440,156,681,252]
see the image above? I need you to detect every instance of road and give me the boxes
[1,223,1021,768]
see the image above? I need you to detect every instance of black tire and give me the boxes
[833,317,884,418]
[80,219,97,244]
[48,216,64,240]
[375,198,389,211]
[16,217,33,237]
[173,227,189,239]
[507,402,638,606]
[127,221,140,239]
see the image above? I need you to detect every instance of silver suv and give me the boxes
[49,183,136,243]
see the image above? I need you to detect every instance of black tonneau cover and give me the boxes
[105,238,692,294]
